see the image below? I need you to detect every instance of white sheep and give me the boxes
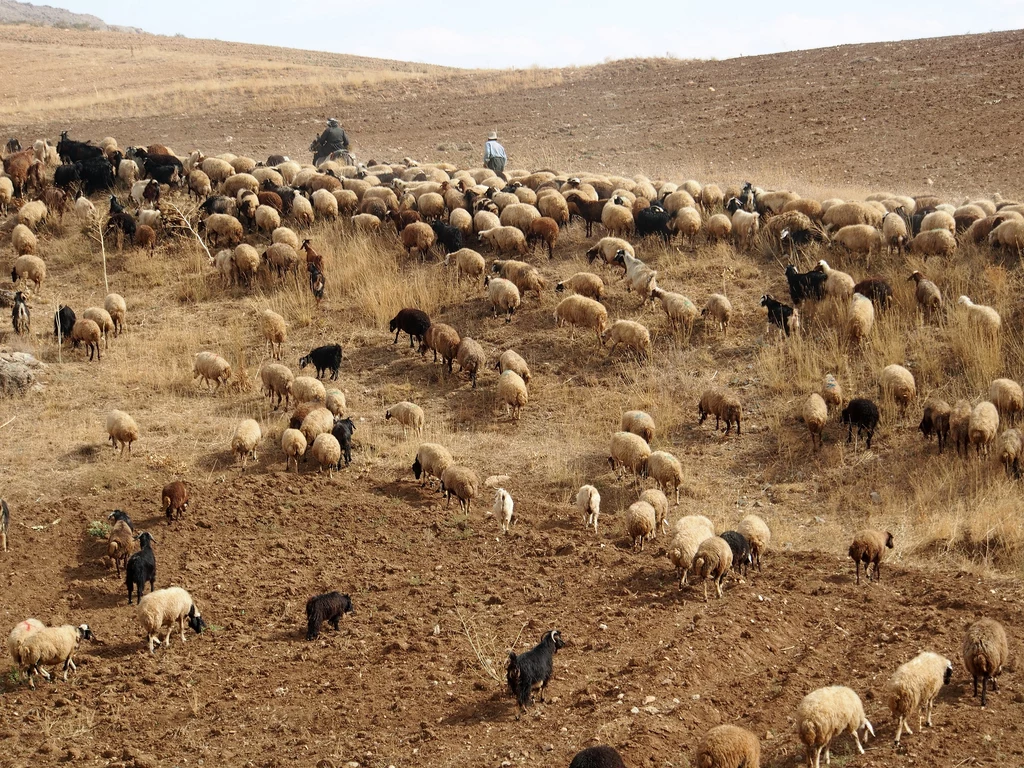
[822,374,844,411]
[601,198,634,237]
[602,319,652,359]
[990,378,1024,426]
[585,236,634,267]
[646,451,683,504]
[882,212,908,254]
[312,433,342,478]
[968,401,999,456]
[11,223,36,256]
[554,295,609,345]
[325,389,347,417]
[260,363,294,408]
[137,586,205,654]
[386,401,425,436]
[103,293,127,336]
[555,272,604,301]
[497,370,528,420]
[848,293,875,342]
[576,484,601,533]
[832,224,881,259]
[667,515,715,587]
[193,351,232,391]
[879,364,916,410]
[803,393,828,450]
[920,210,956,235]
[478,226,527,255]
[484,276,521,323]
[625,500,657,550]
[17,200,47,230]
[106,410,139,458]
[885,651,953,744]
[701,294,732,335]
[908,229,957,258]
[8,618,45,667]
[958,296,1001,337]
[260,309,287,360]
[796,686,874,768]
[232,419,262,467]
[608,431,651,480]
[300,407,335,445]
[639,488,669,535]
[281,428,307,472]
[736,514,770,570]
[292,375,327,404]
[816,260,855,299]
[705,213,732,240]
[962,617,1009,707]
[491,488,515,533]
[255,204,281,236]
[311,188,339,219]
[445,248,486,285]
[11,254,45,291]
[413,443,454,488]
[695,724,761,768]
[17,624,93,688]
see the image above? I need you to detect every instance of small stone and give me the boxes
[630,707,640,714]
[598,624,608,631]
[870,491,882,504]
[643,696,656,705]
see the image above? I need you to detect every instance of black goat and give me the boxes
[79,156,115,195]
[134,148,183,173]
[506,629,565,718]
[4,138,21,154]
[841,398,880,449]
[430,220,462,254]
[105,211,137,246]
[299,344,342,380]
[389,308,431,347]
[107,508,135,531]
[634,204,672,243]
[784,264,827,306]
[331,417,355,468]
[261,181,296,213]
[720,530,753,576]
[200,195,235,215]
[266,154,289,166]
[109,195,126,214]
[305,591,353,640]
[53,305,76,341]
[147,164,181,186]
[11,291,29,335]
[569,746,627,768]
[125,531,156,605]
[853,277,893,310]
[759,294,798,336]
[54,162,83,190]
[57,131,102,163]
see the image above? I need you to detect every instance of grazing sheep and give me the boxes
[996,428,1022,477]
[803,393,828,450]
[667,515,716,587]
[949,400,973,456]
[841,398,879,449]
[506,630,565,718]
[823,200,883,229]
[847,293,875,342]
[281,428,307,472]
[298,344,342,381]
[231,419,262,467]
[969,401,999,456]
[496,369,528,420]
[920,209,956,235]
[478,226,528,255]
[16,624,94,689]
[989,379,1023,425]
[106,410,138,457]
[401,221,436,260]
[832,223,881,259]
[576,485,602,533]
[483,276,521,323]
[625,501,657,550]
[455,337,486,388]
[260,363,294,408]
[11,254,46,292]
[8,618,45,667]
[305,591,353,640]
[695,725,760,768]
[698,389,742,435]
[69,318,102,361]
[389,308,431,348]
[490,258,545,298]
[103,293,126,336]
[420,322,461,373]
[412,443,453,488]
[193,351,232,391]
[608,431,651,480]
[324,389,346,417]
[492,488,516,533]
[719,530,753,576]
[958,296,1001,336]
[260,309,287,360]
[620,410,655,443]
[651,288,698,339]
[385,401,425,436]
[692,536,733,600]
[445,248,486,285]
[80,307,115,349]
[299,407,334,446]
[203,213,243,247]
[882,211,908,254]
[849,529,893,584]
[797,686,874,768]
[908,228,957,259]
[908,271,942,320]
[554,295,608,345]
[822,374,843,411]
[161,481,189,522]
[440,465,480,514]
[962,618,1009,707]
[586,236,634,267]
[602,319,652,359]
[495,349,531,384]
[879,364,916,410]
[555,272,604,301]
[311,433,342,478]
[815,260,855,300]
[919,399,952,453]
[11,223,36,256]
[736,514,771,571]
[646,451,683,505]
[292,376,327,405]
[701,294,732,335]
[137,587,205,654]
[106,516,134,576]
[886,651,953,744]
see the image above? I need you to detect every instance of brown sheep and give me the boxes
[161,481,189,523]
[527,217,559,259]
[849,529,894,584]
[134,224,157,256]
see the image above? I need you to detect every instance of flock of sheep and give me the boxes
[1,129,1020,767]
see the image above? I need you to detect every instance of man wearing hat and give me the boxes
[483,130,507,175]
[311,118,350,165]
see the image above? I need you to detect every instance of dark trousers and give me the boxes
[485,157,506,175]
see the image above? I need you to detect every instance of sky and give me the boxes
[48,0,1024,69]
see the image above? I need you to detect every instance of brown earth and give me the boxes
[1,24,1024,768]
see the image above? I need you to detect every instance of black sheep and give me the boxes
[506,629,565,718]
[107,508,134,531]
[79,156,115,195]
[720,530,753,576]
[430,220,462,254]
[853,277,893,310]
[759,294,797,336]
[634,204,672,243]
[299,344,343,380]
[841,398,880,449]
[568,746,627,768]
[331,417,355,468]
[125,531,156,604]
[784,264,827,306]
[389,308,431,348]
[53,162,83,189]
[305,591,353,640]
[11,291,29,335]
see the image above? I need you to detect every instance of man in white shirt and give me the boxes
[483,131,507,175]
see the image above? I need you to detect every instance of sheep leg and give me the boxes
[981,674,989,706]
[855,561,861,585]
[852,727,865,754]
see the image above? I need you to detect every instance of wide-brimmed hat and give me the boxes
[486,131,498,140]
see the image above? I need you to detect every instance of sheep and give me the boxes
[803,393,828,450]
[455,337,486,388]
[997,428,1023,477]
[555,272,604,301]
[102,292,126,336]
[569,746,626,768]
[412,443,453,488]
[908,228,957,258]
[585,237,634,267]
[400,221,435,260]
[389,308,431,349]
[383,402,423,437]
[605,432,650,484]
[281,428,307,472]
[497,369,528,420]
[105,409,138,457]
[734,514,771,571]
[882,211,908,254]
[879,364,916,410]
[231,418,262,467]
[193,351,232,391]
[600,198,634,237]
[495,349,531,384]
[526,216,559,258]
[968,401,999,456]
[16,624,94,688]
[847,293,875,343]
[701,294,732,335]
[908,271,942,321]
[797,686,874,768]
[8,618,45,668]
[840,398,879,449]
[920,210,956,235]
[625,500,657,550]
[300,407,335,446]
[667,515,716,587]
[298,344,342,381]
[620,410,655,444]
[957,295,1001,337]
[647,451,683,504]
[202,157,235,183]
[292,376,327,405]
[989,219,1024,253]
[492,488,516,533]
[554,295,609,345]
[137,587,205,654]
[946,399,972,456]
[483,276,521,323]
[989,379,1024,427]
[602,320,652,359]
[695,724,760,768]
[10,254,45,292]
[125,531,156,605]
[918,398,952,453]
[253,203,281,236]
[691,536,733,601]
[311,433,342,478]
[576,484,601,533]
[650,288,698,340]
[638,489,669,537]
[324,389,346,418]
[161,481,189,522]
[440,465,480,514]
[832,224,881,259]
[886,651,953,744]
[698,389,742,435]
[0,176,13,214]
[823,200,883,230]
[259,309,287,360]
[203,213,243,247]
[444,248,486,285]
[16,200,47,230]
[305,591,353,640]
[490,258,545,298]
[106,516,134,576]
[81,307,115,348]
[849,529,893,584]
[420,322,461,373]
[260,363,294,408]
[506,630,565,718]
[478,226,528,255]
[67,318,102,361]
[817,375,842,414]
[814,260,855,299]
[962,618,1009,707]
[855,278,894,309]
[11,223,36,256]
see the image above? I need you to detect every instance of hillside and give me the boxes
[0,0,141,32]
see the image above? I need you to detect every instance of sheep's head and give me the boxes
[77,624,93,642]
[884,532,894,549]
[187,605,206,635]
[412,457,423,480]
[546,630,565,651]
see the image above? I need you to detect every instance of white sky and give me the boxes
[48,0,1024,68]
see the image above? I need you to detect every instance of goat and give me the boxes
[53,305,76,342]
[11,291,30,335]
[759,294,798,336]
[506,629,565,718]
[784,264,827,306]
[305,591,353,640]
[330,417,355,468]
[125,531,156,605]
[299,344,343,380]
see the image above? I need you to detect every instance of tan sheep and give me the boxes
[608,431,651,479]
[797,686,874,768]
[272,226,300,250]
[260,363,294,408]
[491,258,545,298]
[231,419,262,467]
[555,272,604,301]
[445,248,486,285]
[968,401,999,456]
[325,389,347,417]
[882,211,908,254]
[639,488,669,534]
[908,271,942,321]
[920,209,956,235]
[848,293,874,342]
[496,370,528,420]
[554,295,608,345]
[832,224,881,259]
[260,309,287,360]
[886,651,953,744]
[106,410,139,458]
[625,501,657,551]
[815,259,854,299]
[602,319,652,359]
[311,433,342,478]
[958,295,1001,337]
[667,515,715,587]
[879,364,916,410]
[822,374,844,411]
[413,443,453,488]
[478,226,528,255]
[962,617,1009,707]
[193,351,232,390]
[401,221,436,260]
[203,213,243,247]
[620,410,655,443]
[484,276,521,323]
[11,254,45,291]
[576,484,601,533]
[705,212,732,240]
[736,514,770,570]
[646,450,683,504]
[691,536,733,601]
[455,337,486,388]
[908,229,956,258]
[585,236,634,267]
[104,293,127,336]
[651,288,698,339]
[989,378,1024,426]
[71,318,102,361]
[11,223,36,256]
[421,322,461,372]
[495,349,531,385]
[386,401,425,436]
[803,393,828,450]
[440,465,480,514]
[695,724,760,768]
[292,375,326,404]
[822,200,883,229]
[233,244,260,285]
[299,407,334,446]
[698,389,742,435]
[701,294,732,335]
[281,428,307,472]
[81,307,115,348]
[849,529,893,584]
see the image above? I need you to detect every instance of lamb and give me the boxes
[305,591,353,640]
[311,433,342,478]
[814,260,855,299]
[292,376,327,404]
[193,351,232,390]
[161,480,189,522]
[231,418,262,467]
[692,536,733,600]
[260,309,287,360]
[886,651,953,744]
[832,224,881,259]
[106,409,138,457]
[104,292,127,336]
[106,515,134,576]
[695,724,761,768]
[137,586,206,654]
[608,431,651,480]
[803,393,828,450]
[962,617,1009,707]
[412,443,454,488]
[569,746,626,768]
[698,389,742,435]
[849,529,893,584]
[440,465,480,514]
[506,630,565,718]
[736,514,771,570]
[125,531,156,605]
[281,428,307,472]
[968,401,999,455]
[625,500,657,550]
[497,369,528,420]
[990,378,1024,426]
[260,363,294,408]
[492,488,516,533]
[389,308,431,347]
[908,271,942,321]
[879,364,916,410]
[602,320,652,359]
[796,686,874,768]
[299,343,342,380]
[555,272,604,301]
[719,530,753,576]
[11,254,45,291]
[847,293,875,342]
[16,624,94,688]
[667,515,716,587]
[495,349,531,384]
[386,401,425,436]
[882,211,908,254]
[420,322,461,372]
[576,484,601,533]
[956,295,1001,338]
[478,226,528,255]
[919,399,952,453]
[484,276,521,323]
[620,410,655,443]
[907,228,957,258]
[455,337,486,388]
[554,295,609,345]
[647,451,683,504]
[11,223,36,256]
[8,618,45,667]
[701,294,732,335]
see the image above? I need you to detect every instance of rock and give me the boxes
[133,754,159,768]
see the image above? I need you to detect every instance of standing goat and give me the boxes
[506,629,565,718]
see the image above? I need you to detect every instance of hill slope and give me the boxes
[0,0,141,32]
